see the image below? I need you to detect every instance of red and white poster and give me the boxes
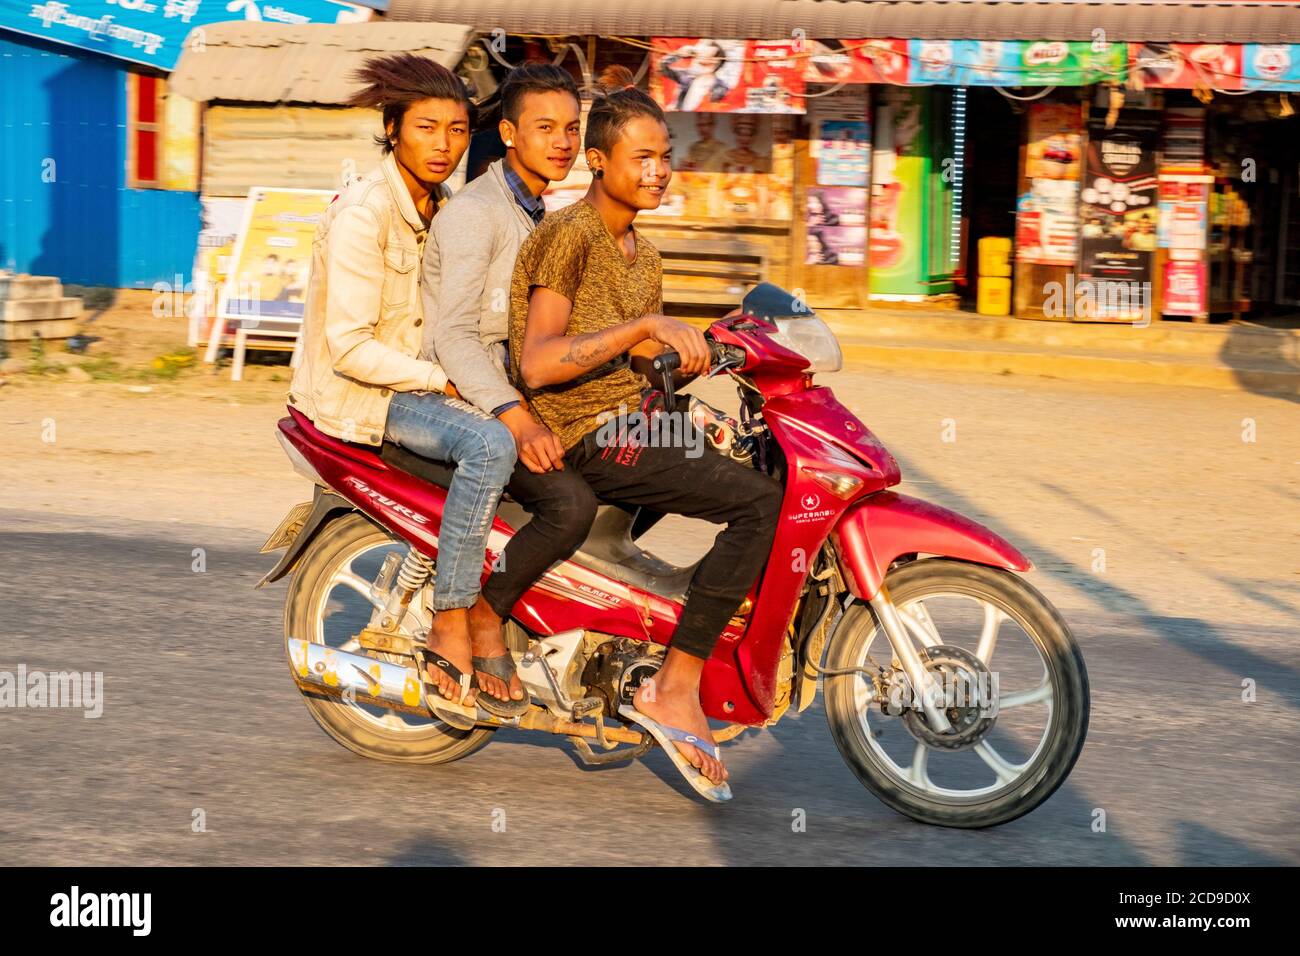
[652,38,805,113]
[1129,43,1245,90]
[802,39,910,85]
[1163,262,1207,316]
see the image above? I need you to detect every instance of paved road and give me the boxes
[2,366,1297,865]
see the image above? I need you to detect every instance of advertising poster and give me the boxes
[803,39,910,85]
[1129,44,1245,90]
[1016,178,1080,265]
[1157,176,1210,316]
[869,86,929,296]
[1163,261,1207,316]
[1243,44,1300,90]
[1077,110,1161,318]
[652,38,805,113]
[806,187,867,266]
[665,111,774,172]
[809,84,871,187]
[815,121,871,186]
[2,0,369,71]
[1025,102,1084,180]
[220,187,335,322]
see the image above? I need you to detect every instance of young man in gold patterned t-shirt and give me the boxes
[502,68,781,796]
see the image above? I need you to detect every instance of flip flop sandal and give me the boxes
[411,644,479,731]
[617,704,732,803]
[472,654,531,718]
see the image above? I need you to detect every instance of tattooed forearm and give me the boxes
[560,329,624,369]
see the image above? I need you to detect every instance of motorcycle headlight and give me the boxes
[769,315,843,373]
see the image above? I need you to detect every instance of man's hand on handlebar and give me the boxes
[642,315,710,376]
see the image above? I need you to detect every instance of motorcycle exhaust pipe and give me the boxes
[287,639,650,747]
[287,637,430,716]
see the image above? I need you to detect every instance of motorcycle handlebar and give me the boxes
[652,340,745,379]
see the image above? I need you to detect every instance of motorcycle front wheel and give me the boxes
[824,559,1089,828]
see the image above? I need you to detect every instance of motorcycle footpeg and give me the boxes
[570,696,604,721]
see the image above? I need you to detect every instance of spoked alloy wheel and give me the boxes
[825,559,1088,828]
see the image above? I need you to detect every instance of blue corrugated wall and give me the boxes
[0,31,199,288]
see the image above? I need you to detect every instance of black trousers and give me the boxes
[480,460,599,620]
[504,415,783,659]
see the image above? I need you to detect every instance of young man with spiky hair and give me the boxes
[290,54,518,722]
[422,63,596,713]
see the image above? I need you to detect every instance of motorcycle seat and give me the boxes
[379,441,696,602]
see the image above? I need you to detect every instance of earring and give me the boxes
[593,168,604,179]
[505,140,514,147]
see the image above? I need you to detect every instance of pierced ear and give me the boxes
[499,118,517,149]
[585,147,605,173]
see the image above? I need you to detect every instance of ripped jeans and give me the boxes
[384,392,517,610]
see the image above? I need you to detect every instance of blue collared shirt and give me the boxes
[502,161,546,226]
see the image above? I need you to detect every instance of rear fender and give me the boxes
[830,492,1032,600]
[255,489,357,589]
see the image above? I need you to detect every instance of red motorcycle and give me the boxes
[261,284,1088,827]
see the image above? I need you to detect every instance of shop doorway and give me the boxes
[959,87,1020,310]
[1206,105,1300,320]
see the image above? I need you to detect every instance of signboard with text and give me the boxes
[0,0,368,70]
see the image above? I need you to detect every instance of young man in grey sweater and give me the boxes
[422,64,594,711]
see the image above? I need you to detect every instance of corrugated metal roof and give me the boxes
[169,21,474,104]
[385,0,1300,44]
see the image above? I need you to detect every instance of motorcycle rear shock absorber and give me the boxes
[394,547,435,609]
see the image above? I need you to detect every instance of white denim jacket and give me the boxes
[289,153,449,445]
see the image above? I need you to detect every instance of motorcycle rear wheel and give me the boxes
[824,559,1088,828]
[283,511,496,764]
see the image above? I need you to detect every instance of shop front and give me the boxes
[385,0,1300,323]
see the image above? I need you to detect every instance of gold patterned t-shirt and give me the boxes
[507,200,662,450]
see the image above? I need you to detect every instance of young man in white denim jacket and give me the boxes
[289,54,517,720]
[422,64,595,709]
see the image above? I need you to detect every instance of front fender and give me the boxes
[830,492,1032,599]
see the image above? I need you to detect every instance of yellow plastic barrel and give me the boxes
[977,277,1012,316]
[978,237,1013,278]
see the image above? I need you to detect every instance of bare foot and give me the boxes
[468,598,525,703]
[633,679,727,785]
[423,609,476,704]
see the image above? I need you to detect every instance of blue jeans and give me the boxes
[385,392,517,610]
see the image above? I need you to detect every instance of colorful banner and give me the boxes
[0,0,368,70]
[221,187,335,323]
[800,38,1300,89]
[906,39,1127,86]
[1129,43,1245,90]
[652,38,805,113]
[1078,110,1161,319]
